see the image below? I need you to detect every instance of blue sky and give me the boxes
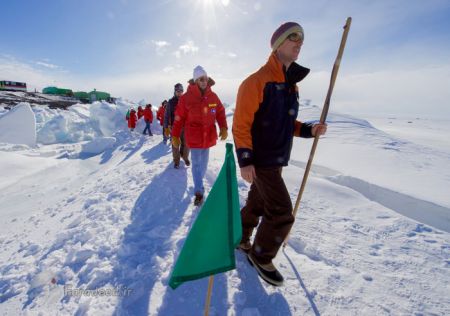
[1,0,450,117]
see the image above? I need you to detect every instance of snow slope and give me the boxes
[0,103,449,315]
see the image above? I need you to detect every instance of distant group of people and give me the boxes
[125,21,328,287]
[125,104,154,135]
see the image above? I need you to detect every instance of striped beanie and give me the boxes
[270,22,304,51]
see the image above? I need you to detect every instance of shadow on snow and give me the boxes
[112,163,190,315]
[233,252,292,316]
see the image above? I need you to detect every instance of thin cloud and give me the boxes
[178,40,199,54]
[36,61,59,69]
[151,40,171,55]
[0,56,72,92]
[152,40,170,48]
[163,66,174,73]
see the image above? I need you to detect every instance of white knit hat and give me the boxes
[193,65,207,82]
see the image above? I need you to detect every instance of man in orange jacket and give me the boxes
[171,66,228,206]
[233,22,327,286]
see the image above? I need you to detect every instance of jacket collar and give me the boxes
[266,53,310,85]
[186,82,212,97]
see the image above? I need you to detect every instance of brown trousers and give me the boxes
[241,167,294,264]
[172,130,190,164]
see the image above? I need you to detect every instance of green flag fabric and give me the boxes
[169,143,242,289]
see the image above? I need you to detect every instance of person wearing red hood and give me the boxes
[137,105,144,120]
[157,100,168,142]
[128,108,137,131]
[157,100,167,126]
[171,65,228,206]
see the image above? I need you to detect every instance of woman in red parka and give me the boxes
[157,100,168,142]
[128,108,137,131]
[171,65,228,205]
[137,105,144,120]
[156,100,167,126]
[143,104,153,136]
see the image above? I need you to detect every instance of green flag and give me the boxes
[169,143,242,289]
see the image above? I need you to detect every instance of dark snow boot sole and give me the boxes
[194,193,204,206]
[247,254,284,287]
[194,198,203,207]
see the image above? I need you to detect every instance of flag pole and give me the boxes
[284,17,352,247]
[203,276,214,316]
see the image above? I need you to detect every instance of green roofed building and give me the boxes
[73,91,89,103]
[89,89,110,102]
[42,86,73,96]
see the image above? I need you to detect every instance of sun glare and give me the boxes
[191,0,231,33]
[198,0,229,8]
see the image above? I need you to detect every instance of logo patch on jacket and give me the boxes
[208,103,217,108]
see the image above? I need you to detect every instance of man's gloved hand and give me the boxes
[172,136,181,148]
[164,127,171,138]
[219,127,228,141]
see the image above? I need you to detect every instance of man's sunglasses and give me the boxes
[287,32,303,43]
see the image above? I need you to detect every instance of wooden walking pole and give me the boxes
[203,276,214,316]
[284,17,352,247]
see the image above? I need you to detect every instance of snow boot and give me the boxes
[194,192,203,206]
[247,252,284,286]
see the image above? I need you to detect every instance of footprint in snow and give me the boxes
[362,274,373,281]
[413,224,433,233]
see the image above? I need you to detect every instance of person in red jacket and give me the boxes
[171,65,228,206]
[143,104,153,136]
[137,105,144,120]
[157,100,168,142]
[156,100,167,126]
[128,108,137,131]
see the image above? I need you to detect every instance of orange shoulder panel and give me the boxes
[232,71,265,150]
[233,53,287,150]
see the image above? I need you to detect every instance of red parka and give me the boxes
[128,109,137,128]
[143,107,153,122]
[137,106,144,120]
[172,82,227,149]
[156,106,166,126]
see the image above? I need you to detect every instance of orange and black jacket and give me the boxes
[232,53,313,168]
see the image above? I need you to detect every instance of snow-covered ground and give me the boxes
[0,100,449,315]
